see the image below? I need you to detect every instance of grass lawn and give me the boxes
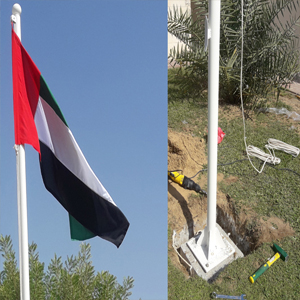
[168,69,300,300]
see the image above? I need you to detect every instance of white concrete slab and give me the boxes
[181,223,244,281]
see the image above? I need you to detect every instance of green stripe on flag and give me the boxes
[69,214,96,241]
[39,75,68,127]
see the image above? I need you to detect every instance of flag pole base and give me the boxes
[181,223,243,280]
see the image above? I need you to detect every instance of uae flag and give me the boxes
[11,28,129,248]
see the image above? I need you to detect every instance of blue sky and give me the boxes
[0,1,167,299]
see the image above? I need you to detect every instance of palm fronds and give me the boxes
[168,0,300,107]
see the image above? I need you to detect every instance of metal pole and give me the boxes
[207,0,221,236]
[11,3,31,300]
[186,0,239,274]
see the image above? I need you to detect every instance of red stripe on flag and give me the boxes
[12,29,41,154]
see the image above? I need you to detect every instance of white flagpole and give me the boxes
[11,3,31,300]
[207,0,221,244]
[195,0,229,264]
[186,0,238,274]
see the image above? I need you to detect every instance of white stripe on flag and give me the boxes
[34,97,115,205]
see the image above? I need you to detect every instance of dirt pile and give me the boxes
[168,128,295,276]
[168,129,207,235]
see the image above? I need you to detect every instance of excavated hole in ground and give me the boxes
[174,204,257,273]
[172,191,295,278]
[168,128,295,277]
[215,194,294,258]
[216,205,257,255]
[174,200,294,279]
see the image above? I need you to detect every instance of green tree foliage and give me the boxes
[0,235,134,300]
[29,242,46,300]
[168,0,300,108]
[93,271,134,300]
[0,235,20,300]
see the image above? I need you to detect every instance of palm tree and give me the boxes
[168,0,300,108]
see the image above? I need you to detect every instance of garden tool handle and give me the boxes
[211,292,246,299]
[249,252,280,283]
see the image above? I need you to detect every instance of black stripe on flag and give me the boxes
[39,141,129,247]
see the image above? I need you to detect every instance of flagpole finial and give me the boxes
[12,3,22,15]
[11,3,21,39]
